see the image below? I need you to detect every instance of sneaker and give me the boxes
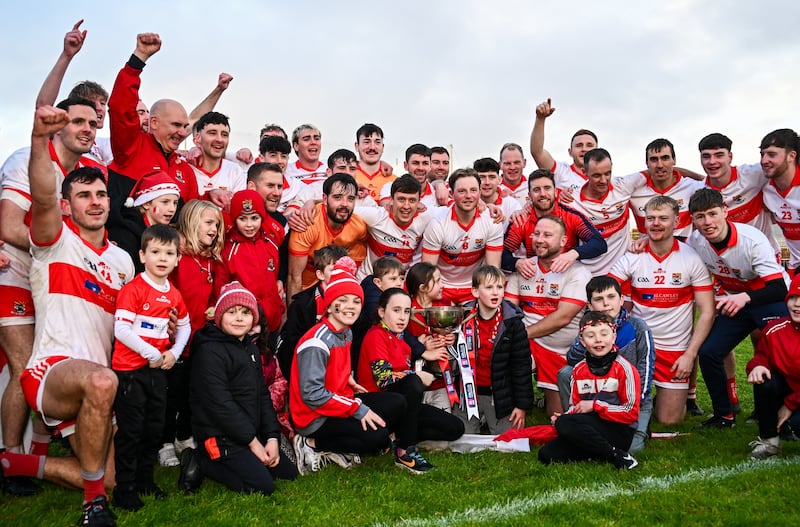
[395,446,435,475]
[780,424,799,442]
[111,487,143,512]
[322,451,353,469]
[344,453,362,466]
[78,495,116,527]
[613,448,638,470]
[746,411,759,424]
[293,435,326,475]
[1,474,40,497]
[697,415,736,429]
[178,448,203,494]
[158,443,179,467]
[686,398,704,416]
[174,437,197,456]
[749,437,781,459]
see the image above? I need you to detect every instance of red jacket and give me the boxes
[170,253,217,354]
[357,324,412,392]
[108,58,198,202]
[216,229,284,333]
[747,317,800,411]
[570,356,641,425]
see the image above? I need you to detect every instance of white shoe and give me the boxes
[174,437,197,455]
[749,437,781,460]
[323,451,353,469]
[158,443,180,467]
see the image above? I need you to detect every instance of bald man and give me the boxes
[106,32,198,235]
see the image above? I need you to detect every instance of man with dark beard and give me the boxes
[287,173,367,300]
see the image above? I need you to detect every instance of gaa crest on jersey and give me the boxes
[732,268,743,279]
[174,170,185,183]
[671,273,682,285]
[143,303,150,311]
[549,283,560,296]
[732,194,744,204]
[242,199,254,212]
[11,300,28,316]
[474,238,485,249]
[267,258,275,272]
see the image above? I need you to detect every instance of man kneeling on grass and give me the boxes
[539,311,641,469]
[746,274,800,459]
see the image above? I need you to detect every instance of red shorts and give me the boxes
[530,340,566,391]
[20,356,77,435]
[441,286,473,306]
[0,285,35,326]
[653,348,689,389]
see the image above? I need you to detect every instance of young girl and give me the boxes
[357,288,464,474]
[183,281,298,495]
[160,199,225,467]
[216,189,285,336]
[405,262,456,411]
[538,311,641,470]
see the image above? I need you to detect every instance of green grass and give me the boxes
[3,341,799,526]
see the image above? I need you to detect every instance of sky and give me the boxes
[1,1,798,175]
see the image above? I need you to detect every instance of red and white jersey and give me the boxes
[569,176,642,275]
[378,179,440,211]
[628,171,704,238]
[285,160,327,185]
[762,165,800,268]
[491,194,522,233]
[551,161,587,195]
[421,207,503,289]
[192,159,246,197]
[85,137,113,165]
[278,174,307,213]
[499,175,529,208]
[354,206,435,280]
[609,239,713,352]
[28,222,134,367]
[0,144,105,286]
[283,179,377,214]
[505,260,590,354]
[706,163,778,255]
[112,273,188,371]
[687,222,789,294]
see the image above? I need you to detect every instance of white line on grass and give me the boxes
[374,456,800,527]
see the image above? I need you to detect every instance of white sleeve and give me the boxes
[114,318,162,362]
[168,315,192,359]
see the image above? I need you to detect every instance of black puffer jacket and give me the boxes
[464,300,534,418]
[190,322,280,453]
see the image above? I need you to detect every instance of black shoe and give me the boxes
[686,398,704,416]
[780,424,799,442]
[178,448,203,493]
[2,475,40,496]
[111,487,143,512]
[697,415,736,429]
[613,448,638,470]
[136,483,167,499]
[78,495,116,526]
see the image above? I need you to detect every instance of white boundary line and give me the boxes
[374,455,800,527]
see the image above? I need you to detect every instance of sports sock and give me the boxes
[29,432,52,456]
[687,385,697,400]
[81,468,106,503]
[0,451,45,478]
[727,376,739,405]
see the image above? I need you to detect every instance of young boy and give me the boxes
[289,257,407,474]
[539,311,641,470]
[111,224,191,510]
[277,245,348,380]
[746,274,800,459]
[558,276,655,453]
[453,265,534,434]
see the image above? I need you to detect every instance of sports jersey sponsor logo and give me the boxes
[520,284,532,291]
[84,279,101,294]
[155,294,171,304]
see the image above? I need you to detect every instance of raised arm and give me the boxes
[529,98,557,170]
[188,73,234,126]
[28,106,70,244]
[35,20,87,108]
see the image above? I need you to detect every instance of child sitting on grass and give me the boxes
[539,311,641,470]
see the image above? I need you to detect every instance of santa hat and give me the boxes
[317,256,363,316]
[230,189,267,222]
[125,171,180,208]
[214,281,260,327]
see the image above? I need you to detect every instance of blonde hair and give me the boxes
[176,200,224,258]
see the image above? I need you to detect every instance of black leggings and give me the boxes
[538,412,634,465]
[199,447,297,495]
[162,357,192,443]
[386,375,464,448]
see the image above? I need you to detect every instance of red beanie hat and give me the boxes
[230,190,267,223]
[318,256,364,316]
[125,171,180,208]
[214,281,260,327]
[786,274,800,302]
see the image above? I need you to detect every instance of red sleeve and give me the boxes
[108,63,146,167]
[593,361,641,425]
[503,218,525,253]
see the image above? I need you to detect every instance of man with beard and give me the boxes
[422,169,503,304]
[505,215,591,417]
[190,112,246,209]
[287,173,366,300]
[502,169,606,279]
[429,146,451,183]
[760,129,800,275]
[609,196,715,425]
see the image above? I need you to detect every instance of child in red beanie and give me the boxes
[216,189,285,335]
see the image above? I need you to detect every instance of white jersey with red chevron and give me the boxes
[505,260,590,354]
[687,222,789,294]
[285,160,327,184]
[28,222,134,367]
[499,175,529,208]
[706,163,778,255]
[551,160,587,194]
[628,171,704,238]
[378,179,440,211]
[422,207,503,289]
[609,239,713,352]
[762,165,800,268]
[192,158,246,197]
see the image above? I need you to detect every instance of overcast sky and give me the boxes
[1,1,797,175]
